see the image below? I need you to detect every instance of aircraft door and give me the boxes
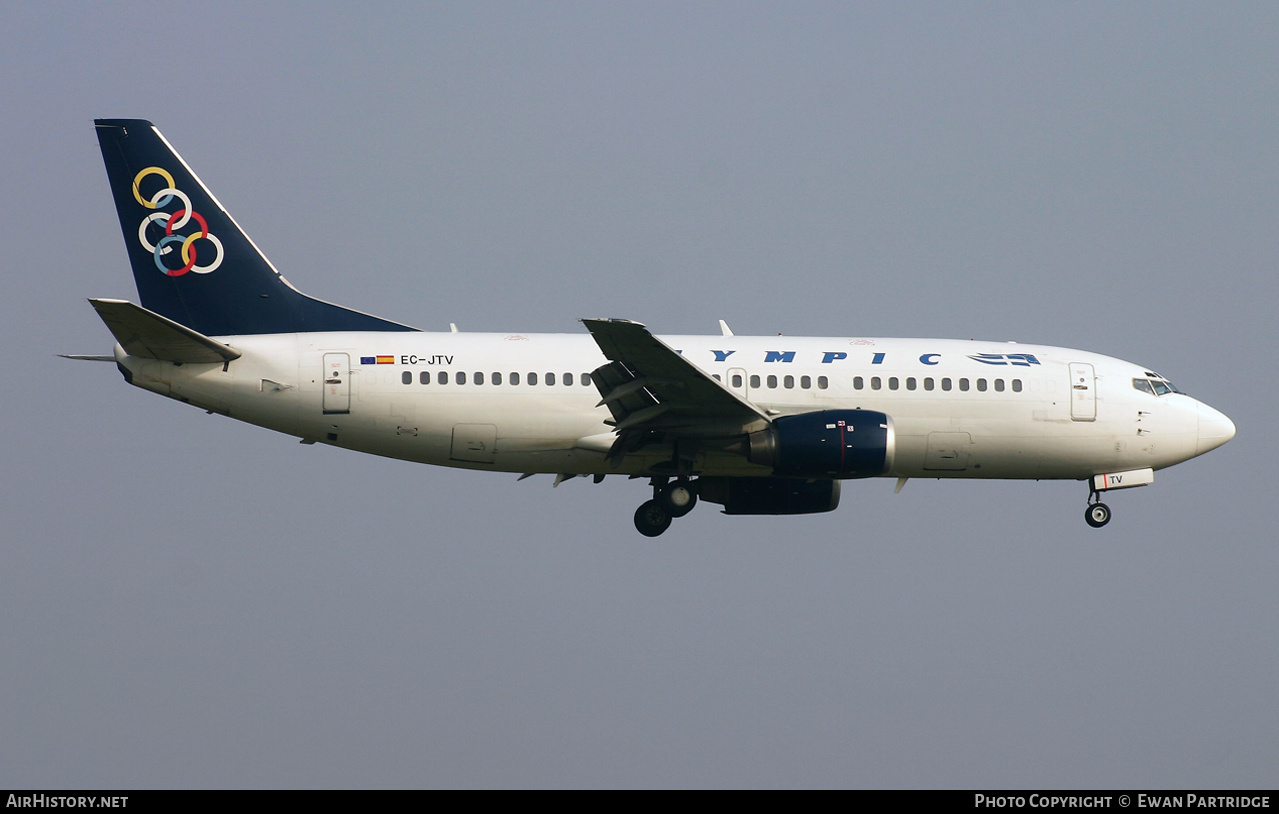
[727,367,748,399]
[1070,363,1096,421]
[322,353,351,414]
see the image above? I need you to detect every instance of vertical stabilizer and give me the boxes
[94,119,417,336]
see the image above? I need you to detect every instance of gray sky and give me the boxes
[2,1,1274,788]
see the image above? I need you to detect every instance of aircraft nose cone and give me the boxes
[1197,402,1236,455]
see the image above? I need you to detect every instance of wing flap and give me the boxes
[88,298,242,364]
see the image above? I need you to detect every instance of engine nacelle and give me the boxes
[745,409,894,478]
[697,477,841,515]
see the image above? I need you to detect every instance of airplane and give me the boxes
[77,118,1236,537]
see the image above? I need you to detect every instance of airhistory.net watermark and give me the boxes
[6,797,127,809]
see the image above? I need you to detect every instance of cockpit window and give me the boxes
[1133,377,1182,396]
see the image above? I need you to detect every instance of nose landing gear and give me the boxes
[1082,468,1154,528]
[1084,500,1112,528]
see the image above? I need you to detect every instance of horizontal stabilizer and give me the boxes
[88,298,241,364]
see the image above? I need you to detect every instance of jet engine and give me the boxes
[744,409,895,478]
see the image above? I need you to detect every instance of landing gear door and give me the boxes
[322,353,351,414]
[1070,362,1096,421]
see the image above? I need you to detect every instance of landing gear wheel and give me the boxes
[660,481,698,518]
[634,499,673,537]
[1085,502,1112,528]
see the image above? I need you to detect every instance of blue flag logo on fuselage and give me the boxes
[968,353,1041,366]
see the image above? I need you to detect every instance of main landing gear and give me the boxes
[633,477,698,537]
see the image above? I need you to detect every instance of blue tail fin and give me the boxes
[95,119,417,336]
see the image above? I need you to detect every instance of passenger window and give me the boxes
[474,372,485,385]
[750,375,761,389]
[528,372,538,385]
[994,379,1005,392]
[871,376,882,390]
[924,377,934,391]
[977,378,987,392]
[582,373,592,386]
[564,373,574,386]
[402,371,412,385]
[817,376,828,390]
[420,371,430,385]
[906,377,916,391]
[546,372,556,386]
[456,372,467,385]
[942,378,952,391]
[511,372,521,385]
[493,372,502,385]
[438,371,448,385]
[784,375,794,389]
[854,376,864,390]
[713,374,721,382]
[888,377,899,390]
[800,375,811,389]
[1012,379,1023,393]
[767,375,778,389]
[959,378,970,392]
[731,373,743,388]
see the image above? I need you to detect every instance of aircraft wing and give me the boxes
[583,319,770,439]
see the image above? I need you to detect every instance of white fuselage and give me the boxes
[113,329,1235,484]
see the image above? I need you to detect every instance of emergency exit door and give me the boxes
[322,353,350,414]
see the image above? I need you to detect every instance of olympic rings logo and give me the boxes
[132,166,224,276]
